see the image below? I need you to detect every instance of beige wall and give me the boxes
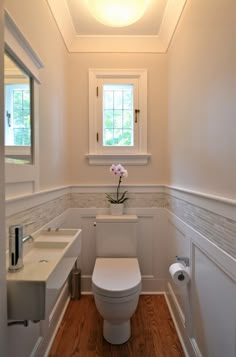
[67,53,168,185]
[5,1,168,189]
[5,0,235,198]
[167,0,236,199]
[5,0,69,190]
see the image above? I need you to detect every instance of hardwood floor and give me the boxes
[49,295,185,357]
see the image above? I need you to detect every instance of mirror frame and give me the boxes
[4,10,43,198]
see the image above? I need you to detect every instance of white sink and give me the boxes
[7,228,82,320]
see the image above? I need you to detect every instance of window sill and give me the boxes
[86,153,151,165]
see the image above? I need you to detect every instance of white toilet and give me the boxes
[92,215,141,345]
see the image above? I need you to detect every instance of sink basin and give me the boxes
[7,228,82,320]
[24,241,69,263]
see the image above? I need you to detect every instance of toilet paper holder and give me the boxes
[175,256,190,267]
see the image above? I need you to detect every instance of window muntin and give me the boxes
[103,83,134,147]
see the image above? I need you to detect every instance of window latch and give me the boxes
[6,111,11,127]
[134,109,140,123]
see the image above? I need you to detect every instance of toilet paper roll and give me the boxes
[169,263,190,286]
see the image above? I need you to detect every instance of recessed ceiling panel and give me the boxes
[66,0,168,36]
[47,0,187,52]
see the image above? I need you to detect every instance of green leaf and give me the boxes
[106,192,129,204]
[118,197,129,203]
[106,194,116,203]
[117,191,128,202]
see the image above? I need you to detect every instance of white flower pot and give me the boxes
[110,203,124,216]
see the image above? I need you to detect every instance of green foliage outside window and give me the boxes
[103,84,134,147]
[13,89,31,145]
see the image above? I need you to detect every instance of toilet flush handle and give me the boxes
[93,222,96,227]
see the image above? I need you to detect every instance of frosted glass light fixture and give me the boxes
[87,0,149,27]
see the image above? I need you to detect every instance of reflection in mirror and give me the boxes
[4,52,33,164]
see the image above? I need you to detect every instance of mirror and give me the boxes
[4,52,33,164]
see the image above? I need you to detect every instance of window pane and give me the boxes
[13,89,31,130]
[114,110,122,128]
[123,110,133,128]
[13,109,22,121]
[103,83,134,147]
[23,129,31,145]
[104,91,113,109]
[104,129,113,146]
[23,90,30,108]
[13,90,23,108]
[104,110,114,128]
[14,128,31,145]
[123,90,133,109]
[13,111,24,127]
[114,91,122,109]
[113,129,122,145]
[122,130,133,145]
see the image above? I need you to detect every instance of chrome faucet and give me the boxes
[8,225,33,272]
[8,225,24,272]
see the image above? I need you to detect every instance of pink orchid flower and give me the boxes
[106,164,129,204]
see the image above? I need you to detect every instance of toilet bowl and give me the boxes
[92,257,141,344]
[92,214,141,344]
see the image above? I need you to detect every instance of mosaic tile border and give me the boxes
[5,191,236,259]
[5,194,71,249]
[166,195,236,260]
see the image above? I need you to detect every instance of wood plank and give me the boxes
[49,295,185,357]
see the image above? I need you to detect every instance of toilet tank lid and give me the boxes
[96,214,138,222]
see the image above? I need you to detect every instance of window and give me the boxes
[4,52,33,163]
[5,85,31,146]
[88,69,150,165]
[103,83,134,147]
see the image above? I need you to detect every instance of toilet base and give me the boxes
[103,319,131,345]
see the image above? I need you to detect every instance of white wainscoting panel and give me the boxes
[58,208,167,293]
[167,215,191,328]
[137,208,167,292]
[191,241,236,357]
[166,210,236,357]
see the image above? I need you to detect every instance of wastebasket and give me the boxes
[70,262,81,300]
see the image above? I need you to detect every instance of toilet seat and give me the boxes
[92,258,141,298]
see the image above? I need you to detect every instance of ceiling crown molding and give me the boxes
[47,0,187,53]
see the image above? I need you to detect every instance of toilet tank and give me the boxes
[95,215,138,257]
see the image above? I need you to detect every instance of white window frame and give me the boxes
[88,69,150,165]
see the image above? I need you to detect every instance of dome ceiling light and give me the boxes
[86,0,150,27]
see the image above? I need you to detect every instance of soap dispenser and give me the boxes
[8,225,24,272]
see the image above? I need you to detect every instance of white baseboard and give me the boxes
[190,338,204,357]
[164,293,190,357]
[167,281,185,326]
[43,296,71,357]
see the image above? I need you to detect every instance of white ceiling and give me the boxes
[47,0,187,52]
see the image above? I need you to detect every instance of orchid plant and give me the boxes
[106,164,129,204]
